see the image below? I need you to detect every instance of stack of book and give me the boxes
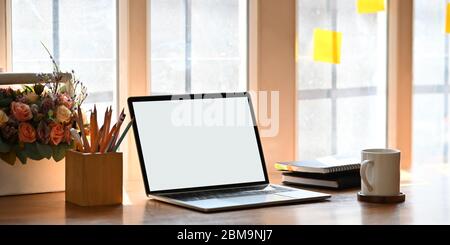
[276,156,361,189]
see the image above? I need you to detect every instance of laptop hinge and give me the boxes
[156,183,270,196]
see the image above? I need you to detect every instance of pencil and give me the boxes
[90,106,98,153]
[109,109,126,152]
[113,119,134,152]
[100,124,116,153]
[100,107,112,152]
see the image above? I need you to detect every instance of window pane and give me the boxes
[297,0,387,160]
[413,0,449,164]
[11,0,117,112]
[414,94,446,164]
[298,99,332,158]
[336,96,386,154]
[297,0,332,90]
[150,0,248,94]
[150,0,186,94]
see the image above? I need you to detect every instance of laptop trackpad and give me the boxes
[186,194,291,209]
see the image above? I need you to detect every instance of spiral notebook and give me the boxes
[275,156,361,174]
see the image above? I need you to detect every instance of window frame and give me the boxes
[296,0,389,158]
[0,0,11,72]
[7,0,119,108]
[387,0,413,169]
[148,0,250,95]
[0,0,415,181]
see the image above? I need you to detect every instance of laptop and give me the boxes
[128,93,331,212]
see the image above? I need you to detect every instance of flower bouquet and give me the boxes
[0,57,87,165]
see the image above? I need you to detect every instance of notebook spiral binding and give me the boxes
[328,164,360,173]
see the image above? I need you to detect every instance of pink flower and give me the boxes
[50,123,65,146]
[57,93,74,109]
[11,102,33,122]
[18,123,36,143]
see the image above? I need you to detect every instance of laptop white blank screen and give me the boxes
[132,97,266,192]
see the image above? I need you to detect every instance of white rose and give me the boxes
[26,92,39,103]
[56,105,72,124]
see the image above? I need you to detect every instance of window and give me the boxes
[150,0,248,94]
[296,0,387,160]
[11,0,117,112]
[413,0,449,164]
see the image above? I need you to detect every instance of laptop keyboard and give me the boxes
[163,185,293,201]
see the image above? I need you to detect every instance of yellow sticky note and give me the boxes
[446,3,450,34]
[357,0,385,14]
[313,29,342,64]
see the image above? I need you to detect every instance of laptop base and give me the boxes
[150,184,331,213]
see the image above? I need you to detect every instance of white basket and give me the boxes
[0,72,70,196]
[0,159,65,196]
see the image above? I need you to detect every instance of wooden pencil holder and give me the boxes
[65,150,123,206]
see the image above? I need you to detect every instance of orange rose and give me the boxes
[50,123,65,146]
[11,102,33,122]
[18,123,36,143]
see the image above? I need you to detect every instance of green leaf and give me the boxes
[13,145,28,164]
[52,145,68,162]
[0,98,13,108]
[24,143,45,161]
[34,84,45,95]
[15,149,27,164]
[0,137,11,153]
[0,151,17,166]
[36,143,53,160]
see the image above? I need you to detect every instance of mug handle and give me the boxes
[360,160,374,192]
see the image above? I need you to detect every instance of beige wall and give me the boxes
[250,0,297,177]
[125,0,148,182]
[388,0,413,169]
[0,0,7,71]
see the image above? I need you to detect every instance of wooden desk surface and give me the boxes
[0,164,449,225]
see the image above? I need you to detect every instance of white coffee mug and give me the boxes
[360,149,401,196]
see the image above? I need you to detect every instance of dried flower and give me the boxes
[0,44,88,165]
[30,104,39,116]
[1,123,18,143]
[0,88,14,98]
[15,95,29,104]
[35,121,49,144]
[41,97,56,115]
